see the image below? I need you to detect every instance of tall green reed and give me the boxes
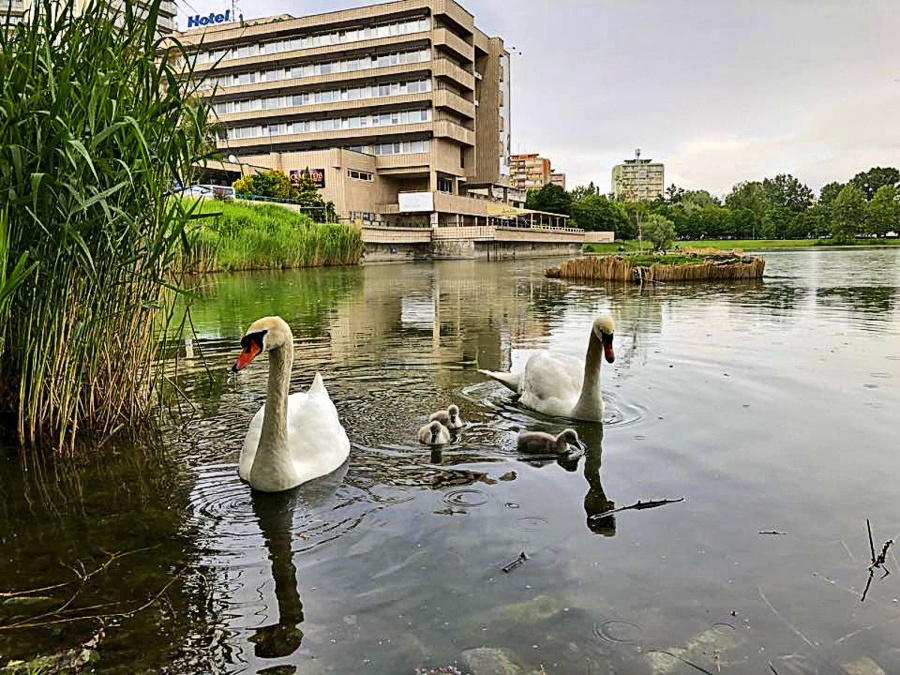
[0,0,214,452]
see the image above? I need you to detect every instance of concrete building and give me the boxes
[179,0,559,232]
[612,149,664,201]
[508,153,550,191]
[550,172,566,190]
[2,0,176,33]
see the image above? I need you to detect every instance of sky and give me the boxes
[176,0,900,198]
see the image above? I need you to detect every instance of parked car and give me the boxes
[175,184,235,199]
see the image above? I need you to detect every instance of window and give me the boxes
[348,169,374,181]
[438,177,453,193]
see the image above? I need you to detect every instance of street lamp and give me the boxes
[228,153,245,178]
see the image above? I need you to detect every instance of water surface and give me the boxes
[2,249,900,674]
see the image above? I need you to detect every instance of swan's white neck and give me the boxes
[571,331,603,419]
[256,339,294,466]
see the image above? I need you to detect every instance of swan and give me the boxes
[429,404,464,430]
[479,315,615,422]
[418,420,450,445]
[517,428,583,454]
[232,316,350,493]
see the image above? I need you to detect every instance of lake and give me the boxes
[2,249,899,674]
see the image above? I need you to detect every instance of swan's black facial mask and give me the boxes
[601,332,615,363]
[232,330,267,372]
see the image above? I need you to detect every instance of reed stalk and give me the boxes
[548,255,766,283]
[0,0,214,452]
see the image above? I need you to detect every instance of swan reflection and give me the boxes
[577,425,616,536]
[248,463,348,661]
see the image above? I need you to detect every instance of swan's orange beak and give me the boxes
[602,334,615,363]
[232,342,261,372]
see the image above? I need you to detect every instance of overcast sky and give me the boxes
[177,0,900,198]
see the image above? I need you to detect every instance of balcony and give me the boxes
[433,0,475,36]
[434,119,474,146]
[190,32,430,76]
[201,62,431,99]
[433,28,473,63]
[433,89,475,120]
[215,92,433,124]
[432,58,475,92]
[222,121,433,150]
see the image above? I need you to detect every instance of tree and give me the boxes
[761,174,814,212]
[292,168,336,222]
[525,183,572,215]
[570,193,629,234]
[569,181,600,202]
[849,167,900,201]
[830,184,867,243]
[643,214,676,251]
[866,185,900,237]
[818,181,844,208]
[725,181,767,219]
[680,190,721,208]
[233,169,293,200]
[665,183,685,203]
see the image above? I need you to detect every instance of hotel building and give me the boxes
[612,149,665,201]
[176,0,553,230]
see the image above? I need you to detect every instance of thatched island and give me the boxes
[546,249,766,283]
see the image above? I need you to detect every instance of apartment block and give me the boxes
[612,150,664,201]
[550,172,566,190]
[180,0,531,228]
[508,153,550,191]
[2,0,176,33]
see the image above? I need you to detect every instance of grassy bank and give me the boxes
[583,238,900,253]
[184,199,364,272]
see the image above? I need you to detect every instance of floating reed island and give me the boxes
[546,249,766,283]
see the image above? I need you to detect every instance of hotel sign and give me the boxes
[187,9,232,28]
[290,168,326,189]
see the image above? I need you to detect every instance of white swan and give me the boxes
[479,315,615,422]
[232,316,350,493]
[517,428,582,454]
[429,404,464,430]
[418,420,450,446]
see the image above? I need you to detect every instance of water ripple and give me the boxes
[592,618,642,645]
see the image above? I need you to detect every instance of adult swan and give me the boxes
[479,315,615,422]
[232,316,350,493]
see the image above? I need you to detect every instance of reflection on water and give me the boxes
[2,249,900,672]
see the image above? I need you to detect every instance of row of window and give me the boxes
[349,211,378,222]
[347,140,431,156]
[196,17,430,64]
[213,79,431,115]
[224,109,431,140]
[348,170,374,181]
[203,49,430,90]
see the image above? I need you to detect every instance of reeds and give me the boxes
[0,0,214,451]
[183,199,364,272]
[549,255,765,283]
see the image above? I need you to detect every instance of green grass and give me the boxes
[583,238,900,254]
[184,199,364,272]
[0,0,214,451]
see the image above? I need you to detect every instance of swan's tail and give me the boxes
[478,368,522,393]
[309,372,327,394]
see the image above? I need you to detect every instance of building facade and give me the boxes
[508,153,550,191]
[2,0,176,33]
[549,172,566,190]
[612,150,664,201]
[180,0,534,228]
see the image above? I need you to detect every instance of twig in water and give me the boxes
[501,551,528,574]
[861,519,893,602]
[758,530,787,536]
[589,497,684,521]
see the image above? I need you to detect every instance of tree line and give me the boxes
[524,166,900,243]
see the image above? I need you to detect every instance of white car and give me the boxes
[176,184,235,198]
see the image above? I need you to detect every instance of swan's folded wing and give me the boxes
[519,352,584,414]
[477,368,523,392]
[286,389,351,481]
